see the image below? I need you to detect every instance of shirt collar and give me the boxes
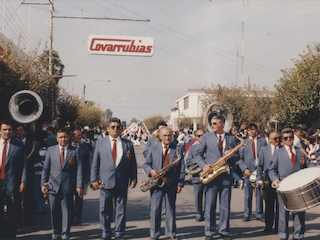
[109,135,121,142]
[0,138,10,144]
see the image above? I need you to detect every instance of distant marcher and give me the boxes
[46,127,58,147]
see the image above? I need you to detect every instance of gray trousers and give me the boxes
[243,177,263,218]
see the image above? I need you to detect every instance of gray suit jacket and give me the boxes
[143,142,185,193]
[238,137,267,173]
[41,144,82,194]
[0,138,27,193]
[90,137,137,189]
[269,146,315,182]
[256,145,282,181]
[185,142,201,183]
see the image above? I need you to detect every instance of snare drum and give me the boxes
[277,167,320,212]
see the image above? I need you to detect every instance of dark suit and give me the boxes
[22,138,41,223]
[69,142,90,222]
[185,141,205,218]
[0,138,27,238]
[196,132,239,237]
[143,142,185,239]
[257,145,280,230]
[41,144,82,239]
[238,137,267,219]
[91,137,137,239]
[269,146,315,240]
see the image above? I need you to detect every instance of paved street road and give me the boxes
[17,147,320,239]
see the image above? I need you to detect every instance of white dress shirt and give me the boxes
[285,144,296,159]
[58,145,67,162]
[109,135,123,167]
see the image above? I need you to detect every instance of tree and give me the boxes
[38,49,65,84]
[75,102,103,128]
[0,36,59,122]
[178,114,193,130]
[144,115,165,132]
[103,109,113,121]
[130,118,138,124]
[274,43,320,128]
[56,89,81,127]
[201,84,274,131]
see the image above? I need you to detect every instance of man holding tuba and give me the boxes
[196,115,239,240]
[185,129,205,222]
[143,127,185,240]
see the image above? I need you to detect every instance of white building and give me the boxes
[167,88,204,131]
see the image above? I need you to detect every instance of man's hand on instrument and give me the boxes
[77,188,83,198]
[203,164,213,174]
[244,169,251,176]
[150,170,160,179]
[130,182,137,189]
[272,179,280,188]
[91,181,100,190]
[177,185,182,194]
[224,150,232,156]
[41,185,48,194]
[256,180,263,187]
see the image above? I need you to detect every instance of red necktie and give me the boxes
[60,147,65,167]
[112,139,117,164]
[164,145,168,157]
[290,147,296,167]
[1,141,7,180]
[252,140,256,159]
[218,135,223,156]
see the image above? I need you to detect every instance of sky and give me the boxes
[1,0,320,122]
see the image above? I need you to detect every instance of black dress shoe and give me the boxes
[196,216,205,222]
[242,217,250,222]
[205,236,212,240]
[220,235,231,240]
[263,228,272,233]
[150,238,158,240]
[256,217,265,222]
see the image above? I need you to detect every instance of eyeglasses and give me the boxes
[283,136,294,140]
[110,126,121,130]
[211,122,219,126]
[271,137,280,141]
[197,135,203,137]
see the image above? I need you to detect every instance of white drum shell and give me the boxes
[276,168,320,213]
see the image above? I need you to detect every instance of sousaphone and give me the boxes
[203,102,233,133]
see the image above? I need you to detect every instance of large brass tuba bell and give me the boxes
[9,90,43,124]
[203,102,233,133]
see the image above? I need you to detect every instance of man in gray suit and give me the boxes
[269,128,315,240]
[185,129,205,222]
[69,129,90,224]
[238,123,267,222]
[143,121,167,158]
[0,119,27,239]
[91,118,137,240]
[196,115,239,240]
[257,130,281,233]
[41,128,83,240]
[143,127,185,240]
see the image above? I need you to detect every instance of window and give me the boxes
[184,96,189,110]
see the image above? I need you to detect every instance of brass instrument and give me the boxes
[199,136,253,184]
[90,180,105,191]
[249,169,258,188]
[140,154,181,192]
[42,182,50,204]
[203,102,233,133]
[185,163,201,175]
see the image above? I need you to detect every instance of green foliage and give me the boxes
[75,102,103,128]
[103,109,113,121]
[130,118,138,124]
[0,36,60,122]
[38,49,65,83]
[144,115,165,132]
[57,89,81,127]
[274,43,320,128]
[178,114,193,130]
[201,84,274,131]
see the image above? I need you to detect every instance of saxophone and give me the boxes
[199,136,253,184]
[140,153,181,192]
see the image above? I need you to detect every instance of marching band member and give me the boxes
[196,115,239,240]
[238,123,267,222]
[185,129,205,222]
[256,130,281,233]
[143,127,185,240]
[91,118,137,240]
[41,128,83,240]
[269,128,315,240]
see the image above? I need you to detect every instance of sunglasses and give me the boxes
[197,135,203,137]
[211,122,219,125]
[110,126,121,130]
[271,137,280,141]
[283,136,294,140]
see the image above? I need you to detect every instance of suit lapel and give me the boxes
[210,133,220,152]
[6,139,15,165]
[104,137,114,163]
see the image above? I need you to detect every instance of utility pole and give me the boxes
[49,0,53,80]
[241,0,248,88]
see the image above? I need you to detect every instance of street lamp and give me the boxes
[83,79,111,100]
